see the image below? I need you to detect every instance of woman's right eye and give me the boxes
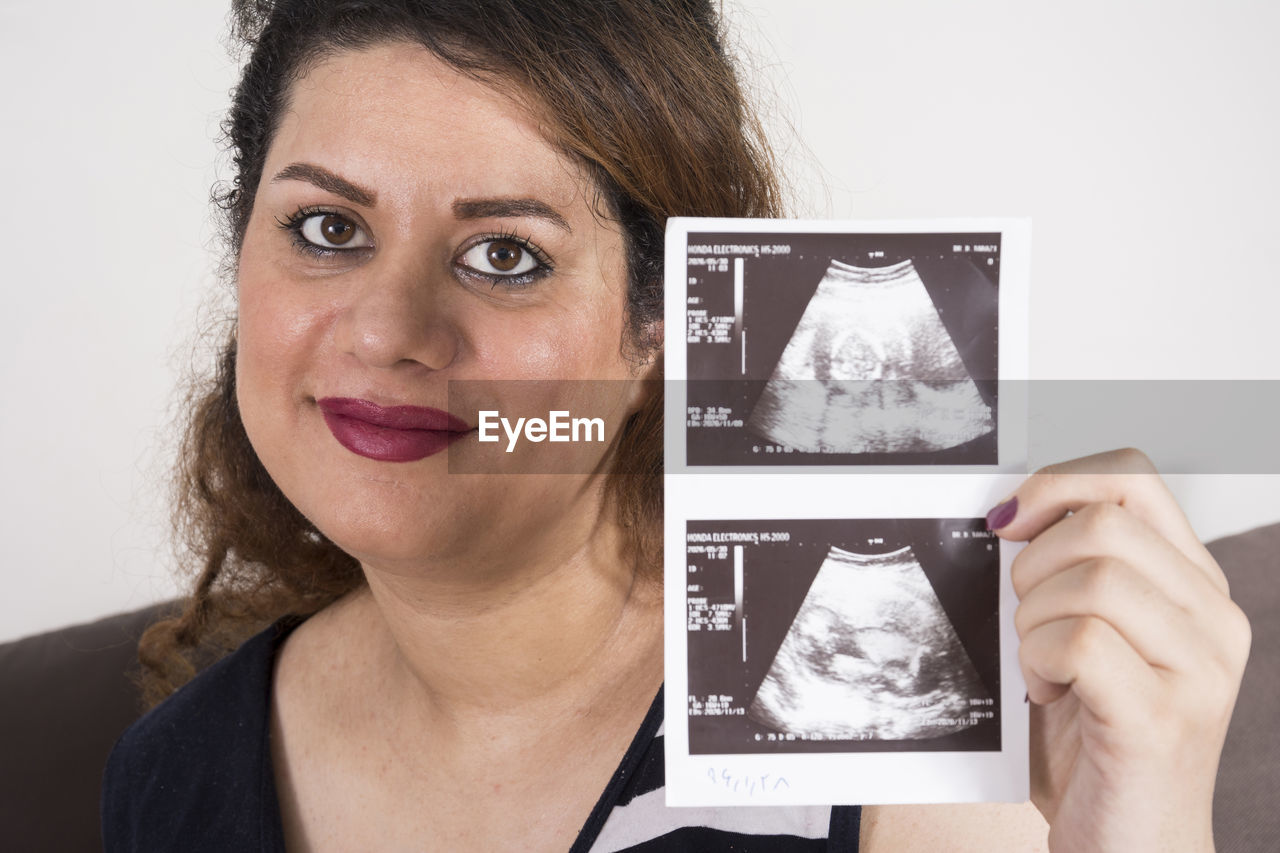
[277,211,372,254]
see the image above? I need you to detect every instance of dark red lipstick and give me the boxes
[317,397,471,462]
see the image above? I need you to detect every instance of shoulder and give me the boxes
[100,618,296,852]
[858,802,1048,852]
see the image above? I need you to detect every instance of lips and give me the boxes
[317,397,471,462]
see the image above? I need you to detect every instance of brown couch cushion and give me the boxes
[1209,522,1280,852]
[0,600,180,852]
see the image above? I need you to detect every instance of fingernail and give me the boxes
[986,496,1019,530]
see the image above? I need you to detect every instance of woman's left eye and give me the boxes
[458,238,544,278]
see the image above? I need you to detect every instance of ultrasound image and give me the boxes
[746,259,993,454]
[683,232,1001,466]
[748,545,991,740]
[685,517,1000,754]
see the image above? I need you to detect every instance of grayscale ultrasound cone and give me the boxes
[746,259,993,453]
[748,545,991,741]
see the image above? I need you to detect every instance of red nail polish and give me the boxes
[986,496,1018,530]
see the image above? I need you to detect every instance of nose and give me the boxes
[333,259,461,371]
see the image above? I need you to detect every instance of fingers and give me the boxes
[1009,502,1225,618]
[1020,604,1251,735]
[989,448,1227,594]
[1013,557,1200,672]
[1019,615,1162,723]
[999,448,1253,729]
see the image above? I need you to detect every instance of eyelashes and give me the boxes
[455,228,554,289]
[274,208,554,288]
[275,207,371,257]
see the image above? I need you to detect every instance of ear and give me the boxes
[623,339,664,414]
[636,318,663,382]
[642,319,664,360]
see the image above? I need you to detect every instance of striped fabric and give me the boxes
[575,690,862,852]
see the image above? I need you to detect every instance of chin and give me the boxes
[335,479,592,578]
[302,487,466,567]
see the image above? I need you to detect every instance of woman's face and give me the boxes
[235,42,652,574]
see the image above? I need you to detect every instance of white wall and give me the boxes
[2,1,237,641]
[2,0,1277,643]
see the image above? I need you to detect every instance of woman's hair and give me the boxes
[138,0,783,706]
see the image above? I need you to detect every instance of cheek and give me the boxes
[235,251,327,383]
[236,281,282,404]
[233,261,330,446]
[474,311,621,379]
[234,289,285,462]
[502,333,562,376]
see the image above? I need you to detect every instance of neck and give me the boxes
[346,499,662,738]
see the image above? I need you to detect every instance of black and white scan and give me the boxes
[686,517,1000,755]
[685,232,1000,466]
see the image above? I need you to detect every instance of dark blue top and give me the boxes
[102,617,861,851]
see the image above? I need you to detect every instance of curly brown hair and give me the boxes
[138,0,783,708]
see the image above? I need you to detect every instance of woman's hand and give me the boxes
[989,448,1251,853]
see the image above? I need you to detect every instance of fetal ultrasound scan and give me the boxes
[665,219,1030,806]
[685,517,1000,755]
[684,232,1001,466]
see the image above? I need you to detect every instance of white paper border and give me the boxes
[662,217,1032,807]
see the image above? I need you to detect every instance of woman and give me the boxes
[102,1,1251,850]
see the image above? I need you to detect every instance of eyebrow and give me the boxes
[271,163,376,207]
[267,164,570,233]
[452,198,572,232]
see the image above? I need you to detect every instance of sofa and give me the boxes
[2,522,1277,852]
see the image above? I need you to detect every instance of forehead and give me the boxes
[266,41,587,212]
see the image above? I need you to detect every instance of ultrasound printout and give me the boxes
[664,219,1031,807]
